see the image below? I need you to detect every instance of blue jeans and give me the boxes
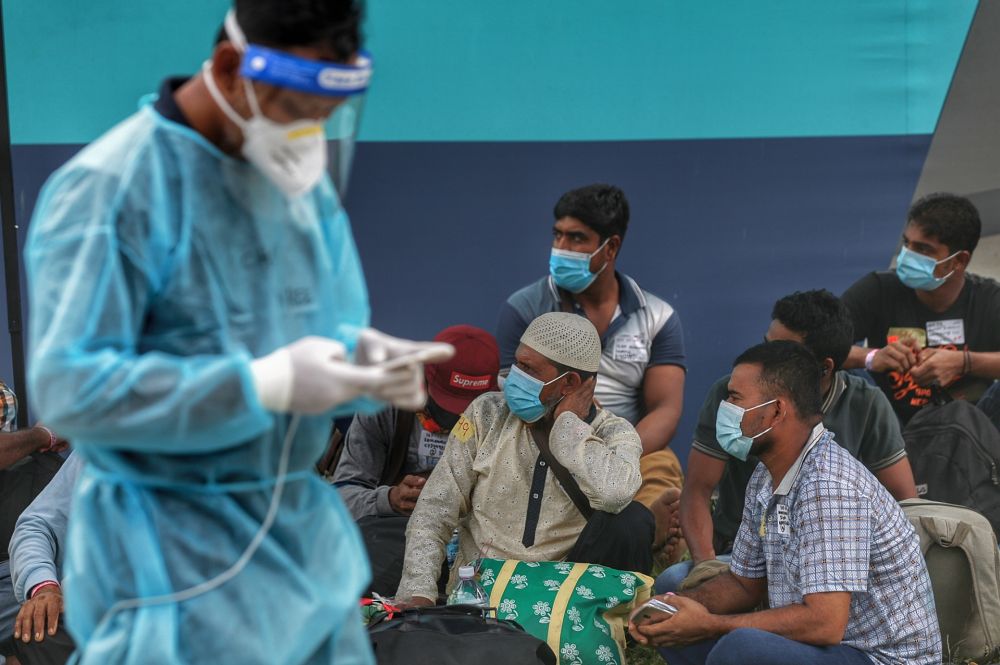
[659,627,873,665]
[655,555,732,594]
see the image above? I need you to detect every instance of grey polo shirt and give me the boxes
[496,272,685,425]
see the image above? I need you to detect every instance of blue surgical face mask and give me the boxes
[895,246,960,291]
[503,365,568,423]
[715,399,777,461]
[549,239,610,294]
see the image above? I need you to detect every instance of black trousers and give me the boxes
[357,515,449,598]
[0,625,74,665]
[566,501,656,574]
[358,515,411,596]
[361,500,654,597]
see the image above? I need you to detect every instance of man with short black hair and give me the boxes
[496,184,686,561]
[661,290,916,592]
[842,193,1000,426]
[631,341,940,665]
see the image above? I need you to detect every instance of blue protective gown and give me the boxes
[25,101,374,664]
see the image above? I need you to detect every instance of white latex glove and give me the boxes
[250,336,428,414]
[354,328,455,411]
[354,328,455,367]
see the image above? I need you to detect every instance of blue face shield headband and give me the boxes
[220,10,371,195]
[241,46,372,97]
[225,10,372,98]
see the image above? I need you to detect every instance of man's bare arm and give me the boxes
[0,428,50,470]
[680,450,726,563]
[679,570,765,615]
[635,365,685,455]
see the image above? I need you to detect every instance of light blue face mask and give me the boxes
[895,246,960,291]
[715,399,777,461]
[503,365,568,423]
[549,238,610,294]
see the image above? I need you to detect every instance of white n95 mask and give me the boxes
[203,61,327,197]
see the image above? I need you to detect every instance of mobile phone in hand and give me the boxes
[633,598,678,625]
[370,349,443,371]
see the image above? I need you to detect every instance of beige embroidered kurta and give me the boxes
[396,392,642,601]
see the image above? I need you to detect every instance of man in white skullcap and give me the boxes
[397,313,651,605]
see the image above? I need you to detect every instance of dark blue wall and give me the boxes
[5,135,928,461]
[347,135,931,464]
[5,134,929,459]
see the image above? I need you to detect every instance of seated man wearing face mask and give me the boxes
[496,184,687,566]
[630,342,939,665]
[332,325,500,595]
[660,290,916,593]
[396,313,651,605]
[841,193,1000,428]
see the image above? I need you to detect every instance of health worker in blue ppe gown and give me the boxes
[23,2,453,664]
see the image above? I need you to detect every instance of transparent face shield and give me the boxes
[224,9,372,197]
[325,95,364,197]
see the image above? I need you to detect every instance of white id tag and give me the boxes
[925,319,965,346]
[775,504,790,536]
[417,429,448,470]
[612,334,649,362]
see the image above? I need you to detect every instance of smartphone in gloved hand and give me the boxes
[353,328,455,369]
[632,598,678,625]
[370,348,450,370]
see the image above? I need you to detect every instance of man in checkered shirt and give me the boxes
[630,341,939,665]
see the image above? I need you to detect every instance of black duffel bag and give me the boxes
[369,604,555,665]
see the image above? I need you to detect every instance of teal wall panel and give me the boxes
[3,1,977,144]
[362,0,976,141]
[4,0,229,145]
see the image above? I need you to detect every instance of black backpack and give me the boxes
[369,605,556,665]
[903,399,1000,538]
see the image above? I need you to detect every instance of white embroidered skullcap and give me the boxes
[520,312,601,373]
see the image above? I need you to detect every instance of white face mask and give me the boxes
[202,61,328,197]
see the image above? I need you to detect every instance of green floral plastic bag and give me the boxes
[478,558,653,665]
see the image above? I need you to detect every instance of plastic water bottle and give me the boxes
[446,565,489,607]
[445,529,460,567]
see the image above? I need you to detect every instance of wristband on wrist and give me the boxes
[36,425,57,451]
[30,580,60,598]
[963,348,972,376]
[864,348,879,372]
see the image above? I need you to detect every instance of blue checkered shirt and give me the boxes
[730,426,940,665]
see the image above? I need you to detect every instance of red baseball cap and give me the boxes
[425,325,500,414]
